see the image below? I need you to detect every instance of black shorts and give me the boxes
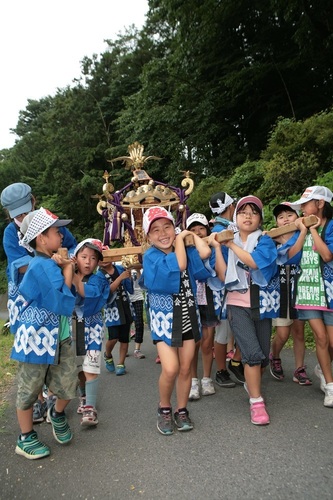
[107,324,131,343]
[153,329,194,345]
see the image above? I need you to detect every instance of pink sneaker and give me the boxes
[250,401,270,425]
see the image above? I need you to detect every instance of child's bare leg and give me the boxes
[17,408,33,434]
[309,319,333,384]
[105,339,117,358]
[271,325,290,358]
[227,335,234,353]
[176,339,196,409]
[190,340,200,378]
[291,319,305,369]
[157,342,179,407]
[244,364,262,399]
[118,342,128,366]
[54,399,70,413]
[201,326,215,378]
[78,370,86,391]
[214,341,227,371]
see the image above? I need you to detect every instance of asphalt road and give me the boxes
[0,330,332,500]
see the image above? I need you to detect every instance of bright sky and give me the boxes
[0,0,149,149]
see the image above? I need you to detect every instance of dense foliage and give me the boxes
[1,0,333,258]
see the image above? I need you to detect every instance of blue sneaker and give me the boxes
[104,352,115,372]
[116,364,126,376]
[15,431,50,460]
[33,399,47,423]
[47,404,73,444]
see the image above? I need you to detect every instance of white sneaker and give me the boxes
[314,363,326,393]
[189,378,200,400]
[324,382,333,408]
[201,378,216,396]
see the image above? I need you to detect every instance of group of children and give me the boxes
[0,183,141,459]
[1,181,333,457]
[141,186,333,433]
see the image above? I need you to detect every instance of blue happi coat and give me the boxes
[74,272,110,351]
[97,265,134,327]
[142,245,212,346]
[3,221,77,333]
[222,234,279,319]
[199,246,225,320]
[11,253,76,365]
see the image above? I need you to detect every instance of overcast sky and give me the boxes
[0,0,149,149]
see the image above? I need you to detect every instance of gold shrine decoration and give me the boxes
[108,141,161,172]
[180,170,195,196]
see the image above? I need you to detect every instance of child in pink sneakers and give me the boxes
[220,196,278,425]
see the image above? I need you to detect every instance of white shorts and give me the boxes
[272,317,293,327]
[214,319,233,344]
[82,350,101,375]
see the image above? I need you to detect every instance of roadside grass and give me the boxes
[0,320,16,420]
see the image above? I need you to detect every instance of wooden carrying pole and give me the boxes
[266,215,318,239]
[183,229,234,247]
[101,229,234,262]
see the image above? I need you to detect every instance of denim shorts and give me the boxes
[297,309,333,326]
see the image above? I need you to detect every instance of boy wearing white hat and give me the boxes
[11,208,77,459]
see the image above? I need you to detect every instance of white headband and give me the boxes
[209,194,234,214]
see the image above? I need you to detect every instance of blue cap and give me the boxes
[0,183,33,218]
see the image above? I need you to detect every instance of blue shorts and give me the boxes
[297,309,333,326]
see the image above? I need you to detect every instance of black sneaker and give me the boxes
[215,369,236,388]
[157,407,174,435]
[228,360,245,384]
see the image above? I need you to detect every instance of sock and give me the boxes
[177,407,187,414]
[159,406,171,415]
[192,378,198,383]
[250,396,264,404]
[202,377,211,382]
[85,377,99,408]
[52,407,65,418]
[20,430,34,440]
